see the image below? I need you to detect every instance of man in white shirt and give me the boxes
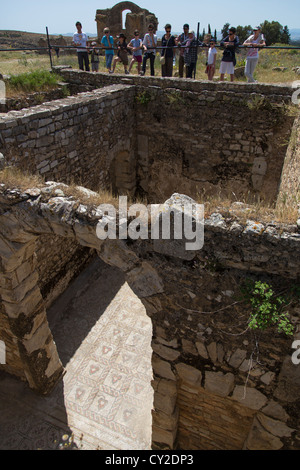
[73,21,90,71]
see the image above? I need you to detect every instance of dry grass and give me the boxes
[0,166,44,190]
[196,188,299,225]
[0,167,120,207]
[0,46,299,84]
[0,167,298,225]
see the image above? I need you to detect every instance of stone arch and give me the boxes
[1,186,299,450]
[95,2,158,39]
[0,191,177,449]
[109,149,136,197]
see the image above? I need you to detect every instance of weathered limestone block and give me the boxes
[195,341,209,359]
[244,417,283,450]
[207,341,218,363]
[153,379,177,415]
[0,237,36,272]
[274,356,300,402]
[175,363,202,389]
[232,386,268,410]
[152,193,204,261]
[228,348,247,368]
[181,339,198,355]
[2,285,43,319]
[0,256,36,290]
[152,425,178,450]
[152,407,179,432]
[98,239,139,272]
[257,412,294,438]
[73,221,103,250]
[262,400,289,422]
[21,319,52,355]
[152,356,176,381]
[152,343,180,362]
[126,262,164,298]
[0,271,39,303]
[204,371,235,397]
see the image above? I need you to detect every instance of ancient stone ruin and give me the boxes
[95,1,158,40]
[0,68,300,450]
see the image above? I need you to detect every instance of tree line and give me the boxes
[199,20,291,45]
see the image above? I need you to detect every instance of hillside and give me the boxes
[0,30,74,49]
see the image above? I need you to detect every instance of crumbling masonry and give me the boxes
[0,70,300,450]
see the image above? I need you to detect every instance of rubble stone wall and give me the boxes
[0,84,136,193]
[0,71,296,205]
[0,186,299,449]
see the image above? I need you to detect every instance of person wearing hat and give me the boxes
[101,27,114,73]
[243,26,266,83]
[112,33,130,74]
[219,27,239,82]
[89,41,100,72]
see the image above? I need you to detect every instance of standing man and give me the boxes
[73,21,90,71]
[140,23,157,76]
[176,24,189,78]
[101,27,115,73]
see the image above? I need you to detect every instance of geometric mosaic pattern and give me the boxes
[0,258,153,450]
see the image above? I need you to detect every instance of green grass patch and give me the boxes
[8,69,61,93]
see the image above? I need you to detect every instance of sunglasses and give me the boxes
[166,30,171,33]
[134,33,139,36]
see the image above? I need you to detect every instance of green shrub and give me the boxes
[240,280,294,336]
[9,70,61,93]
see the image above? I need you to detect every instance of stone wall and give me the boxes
[277,114,300,208]
[0,184,299,449]
[0,84,136,193]
[1,70,296,205]
[35,235,94,308]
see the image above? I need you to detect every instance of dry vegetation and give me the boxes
[0,167,298,225]
[0,37,299,83]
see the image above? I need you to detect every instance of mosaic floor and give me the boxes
[0,258,153,450]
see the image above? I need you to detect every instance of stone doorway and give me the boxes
[0,256,153,450]
[48,256,153,449]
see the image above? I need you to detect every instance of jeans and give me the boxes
[77,52,90,71]
[245,58,258,82]
[105,53,114,70]
[142,52,156,76]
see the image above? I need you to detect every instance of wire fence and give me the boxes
[1,24,299,79]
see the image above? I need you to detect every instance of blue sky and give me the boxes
[0,0,299,35]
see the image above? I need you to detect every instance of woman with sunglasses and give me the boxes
[219,27,239,82]
[243,26,266,83]
[160,24,176,77]
[141,24,157,76]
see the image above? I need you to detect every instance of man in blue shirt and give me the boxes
[73,21,90,71]
[101,27,114,73]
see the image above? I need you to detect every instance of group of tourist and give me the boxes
[72,21,266,83]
